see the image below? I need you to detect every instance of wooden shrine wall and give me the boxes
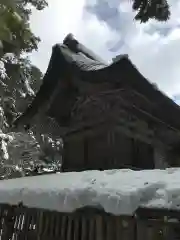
[62,128,155,172]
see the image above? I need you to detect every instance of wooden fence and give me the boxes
[0,203,180,240]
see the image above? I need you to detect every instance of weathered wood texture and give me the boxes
[62,128,155,172]
[0,204,180,240]
[70,88,180,143]
[60,88,179,172]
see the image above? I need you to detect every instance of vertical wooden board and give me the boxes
[86,130,114,170]
[60,215,68,240]
[27,209,39,240]
[2,205,15,240]
[73,217,80,240]
[49,212,57,238]
[42,211,54,239]
[54,212,62,238]
[14,209,26,240]
[36,210,44,238]
[105,216,115,240]
[136,220,148,240]
[63,136,85,171]
[88,217,95,240]
[113,131,133,168]
[120,218,135,240]
[95,216,104,240]
[132,139,154,169]
[167,221,180,239]
[148,222,164,240]
[137,219,165,240]
[67,217,73,240]
[81,216,87,240]
[154,145,168,169]
[22,210,33,240]
[115,217,122,240]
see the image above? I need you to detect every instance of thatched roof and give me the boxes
[55,34,180,131]
[13,33,180,137]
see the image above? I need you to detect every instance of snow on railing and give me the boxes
[0,168,179,215]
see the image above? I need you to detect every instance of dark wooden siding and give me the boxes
[1,203,180,240]
[132,140,154,169]
[62,129,155,172]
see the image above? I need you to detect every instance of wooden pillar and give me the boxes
[61,136,85,172]
[132,139,154,169]
[153,145,168,169]
[83,136,89,169]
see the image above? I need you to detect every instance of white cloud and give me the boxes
[30,0,117,70]
[30,0,180,97]
[29,0,86,71]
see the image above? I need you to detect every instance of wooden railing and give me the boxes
[0,203,179,239]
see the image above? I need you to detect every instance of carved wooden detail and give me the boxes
[64,88,180,147]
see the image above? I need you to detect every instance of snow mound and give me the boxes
[0,168,180,215]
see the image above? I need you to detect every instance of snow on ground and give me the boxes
[0,168,180,215]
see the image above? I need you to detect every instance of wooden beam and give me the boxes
[70,92,180,145]
[63,118,171,149]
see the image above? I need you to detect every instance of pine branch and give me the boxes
[132,0,170,23]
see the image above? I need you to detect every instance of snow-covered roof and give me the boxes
[1,168,180,215]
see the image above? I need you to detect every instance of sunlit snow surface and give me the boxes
[0,168,180,215]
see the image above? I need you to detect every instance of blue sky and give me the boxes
[30,0,180,100]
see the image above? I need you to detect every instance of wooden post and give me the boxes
[154,144,168,169]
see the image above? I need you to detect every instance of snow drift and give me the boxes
[0,168,180,215]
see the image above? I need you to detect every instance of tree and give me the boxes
[0,0,62,179]
[0,0,48,56]
[0,0,47,124]
[0,0,61,179]
[132,0,170,23]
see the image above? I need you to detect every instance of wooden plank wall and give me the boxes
[62,128,156,172]
[0,204,180,240]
